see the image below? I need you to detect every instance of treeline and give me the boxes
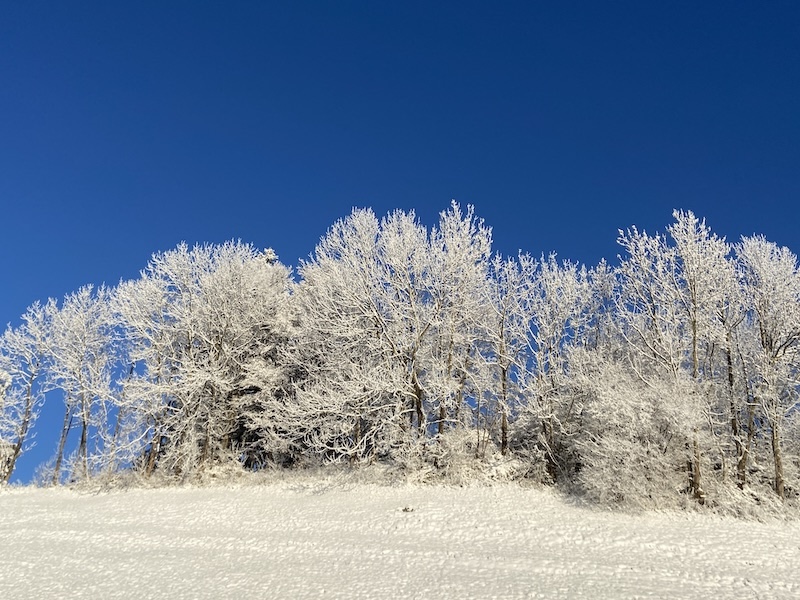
[1,203,799,509]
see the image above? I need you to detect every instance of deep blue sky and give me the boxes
[3,2,799,482]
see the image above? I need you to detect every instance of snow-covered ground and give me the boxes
[1,478,799,599]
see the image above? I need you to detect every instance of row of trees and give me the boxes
[2,203,799,508]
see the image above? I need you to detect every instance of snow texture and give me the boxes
[1,481,798,599]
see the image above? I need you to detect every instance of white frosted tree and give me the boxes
[424,203,493,461]
[669,211,765,493]
[292,202,493,469]
[291,210,418,460]
[291,207,435,463]
[47,285,114,483]
[667,210,744,498]
[0,301,53,483]
[113,241,294,478]
[737,236,800,499]
[511,253,595,481]
[479,255,531,456]
[586,211,758,505]
[611,222,704,501]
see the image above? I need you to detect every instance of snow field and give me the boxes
[1,481,799,599]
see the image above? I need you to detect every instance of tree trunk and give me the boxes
[412,373,424,433]
[104,407,124,475]
[53,405,73,485]
[354,418,361,461]
[771,422,785,500]
[692,437,705,504]
[542,415,558,482]
[144,413,166,476]
[2,381,37,484]
[724,344,747,488]
[500,364,509,455]
[501,409,508,456]
[745,402,756,477]
[145,435,160,476]
[691,317,699,380]
[740,360,757,487]
[78,394,90,480]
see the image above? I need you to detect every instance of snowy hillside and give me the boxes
[1,479,798,599]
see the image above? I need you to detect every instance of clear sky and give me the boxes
[2,2,799,482]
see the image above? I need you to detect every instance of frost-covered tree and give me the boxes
[292,203,493,468]
[737,236,800,499]
[479,255,530,456]
[609,221,705,501]
[667,211,741,499]
[47,285,114,483]
[669,212,756,492]
[0,302,53,483]
[290,208,426,463]
[424,203,493,458]
[580,212,780,506]
[668,211,731,380]
[113,241,294,478]
[510,253,595,481]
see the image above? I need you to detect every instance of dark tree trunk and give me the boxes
[771,423,785,500]
[725,344,747,489]
[53,406,73,485]
[501,410,509,456]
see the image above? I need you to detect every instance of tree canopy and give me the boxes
[2,205,799,512]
